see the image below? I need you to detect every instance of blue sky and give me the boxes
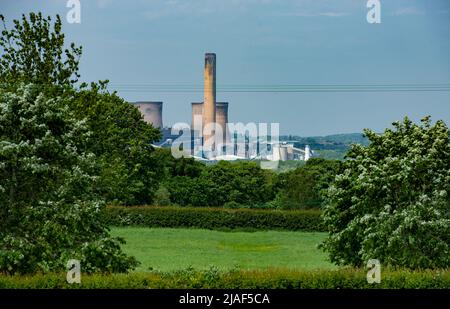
[1,0,450,135]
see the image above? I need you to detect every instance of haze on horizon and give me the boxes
[1,0,450,136]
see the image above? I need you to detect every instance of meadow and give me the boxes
[110,227,335,272]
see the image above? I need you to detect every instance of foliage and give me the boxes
[164,161,277,207]
[103,206,325,231]
[69,85,162,205]
[0,12,162,206]
[273,160,305,173]
[153,185,171,206]
[273,158,342,209]
[321,117,450,269]
[0,13,81,86]
[203,161,276,206]
[0,268,449,289]
[0,84,138,274]
[151,148,205,179]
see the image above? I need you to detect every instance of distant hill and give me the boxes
[315,133,369,146]
[280,133,369,160]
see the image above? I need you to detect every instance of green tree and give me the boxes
[321,117,450,269]
[151,148,205,179]
[0,11,153,273]
[202,161,276,206]
[0,84,138,274]
[154,185,171,206]
[165,161,276,207]
[0,12,162,205]
[274,158,341,209]
[70,86,162,205]
[165,176,214,207]
[0,13,81,86]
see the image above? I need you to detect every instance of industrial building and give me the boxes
[131,53,312,162]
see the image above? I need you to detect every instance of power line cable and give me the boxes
[106,83,450,93]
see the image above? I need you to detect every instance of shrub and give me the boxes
[0,268,448,289]
[273,158,342,209]
[0,84,138,274]
[103,206,325,231]
[164,161,277,207]
[153,185,171,206]
[322,117,450,269]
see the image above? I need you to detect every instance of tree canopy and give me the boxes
[0,84,137,274]
[0,13,81,86]
[0,12,160,273]
[321,117,450,269]
[274,158,342,209]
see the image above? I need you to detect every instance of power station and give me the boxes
[131,53,312,161]
[191,102,230,146]
[134,101,163,129]
[202,53,217,149]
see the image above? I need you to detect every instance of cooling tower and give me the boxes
[216,102,230,145]
[203,53,216,148]
[135,101,163,129]
[191,102,203,132]
[192,102,229,144]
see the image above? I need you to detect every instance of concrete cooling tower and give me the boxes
[135,101,163,129]
[191,102,229,144]
[216,102,230,144]
[191,102,204,132]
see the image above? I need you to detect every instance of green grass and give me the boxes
[110,227,335,272]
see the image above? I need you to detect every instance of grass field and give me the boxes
[110,227,335,272]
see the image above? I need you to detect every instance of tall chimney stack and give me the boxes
[203,53,216,151]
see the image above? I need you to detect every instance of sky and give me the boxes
[1,0,450,136]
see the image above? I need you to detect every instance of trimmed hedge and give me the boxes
[0,268,449,289]
[103,206,325,231]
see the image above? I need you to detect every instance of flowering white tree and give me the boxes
[0,84,137,274]
[321,117,450,269]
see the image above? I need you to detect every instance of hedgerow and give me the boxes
[0,268,448,289]
[103,206,325,231]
